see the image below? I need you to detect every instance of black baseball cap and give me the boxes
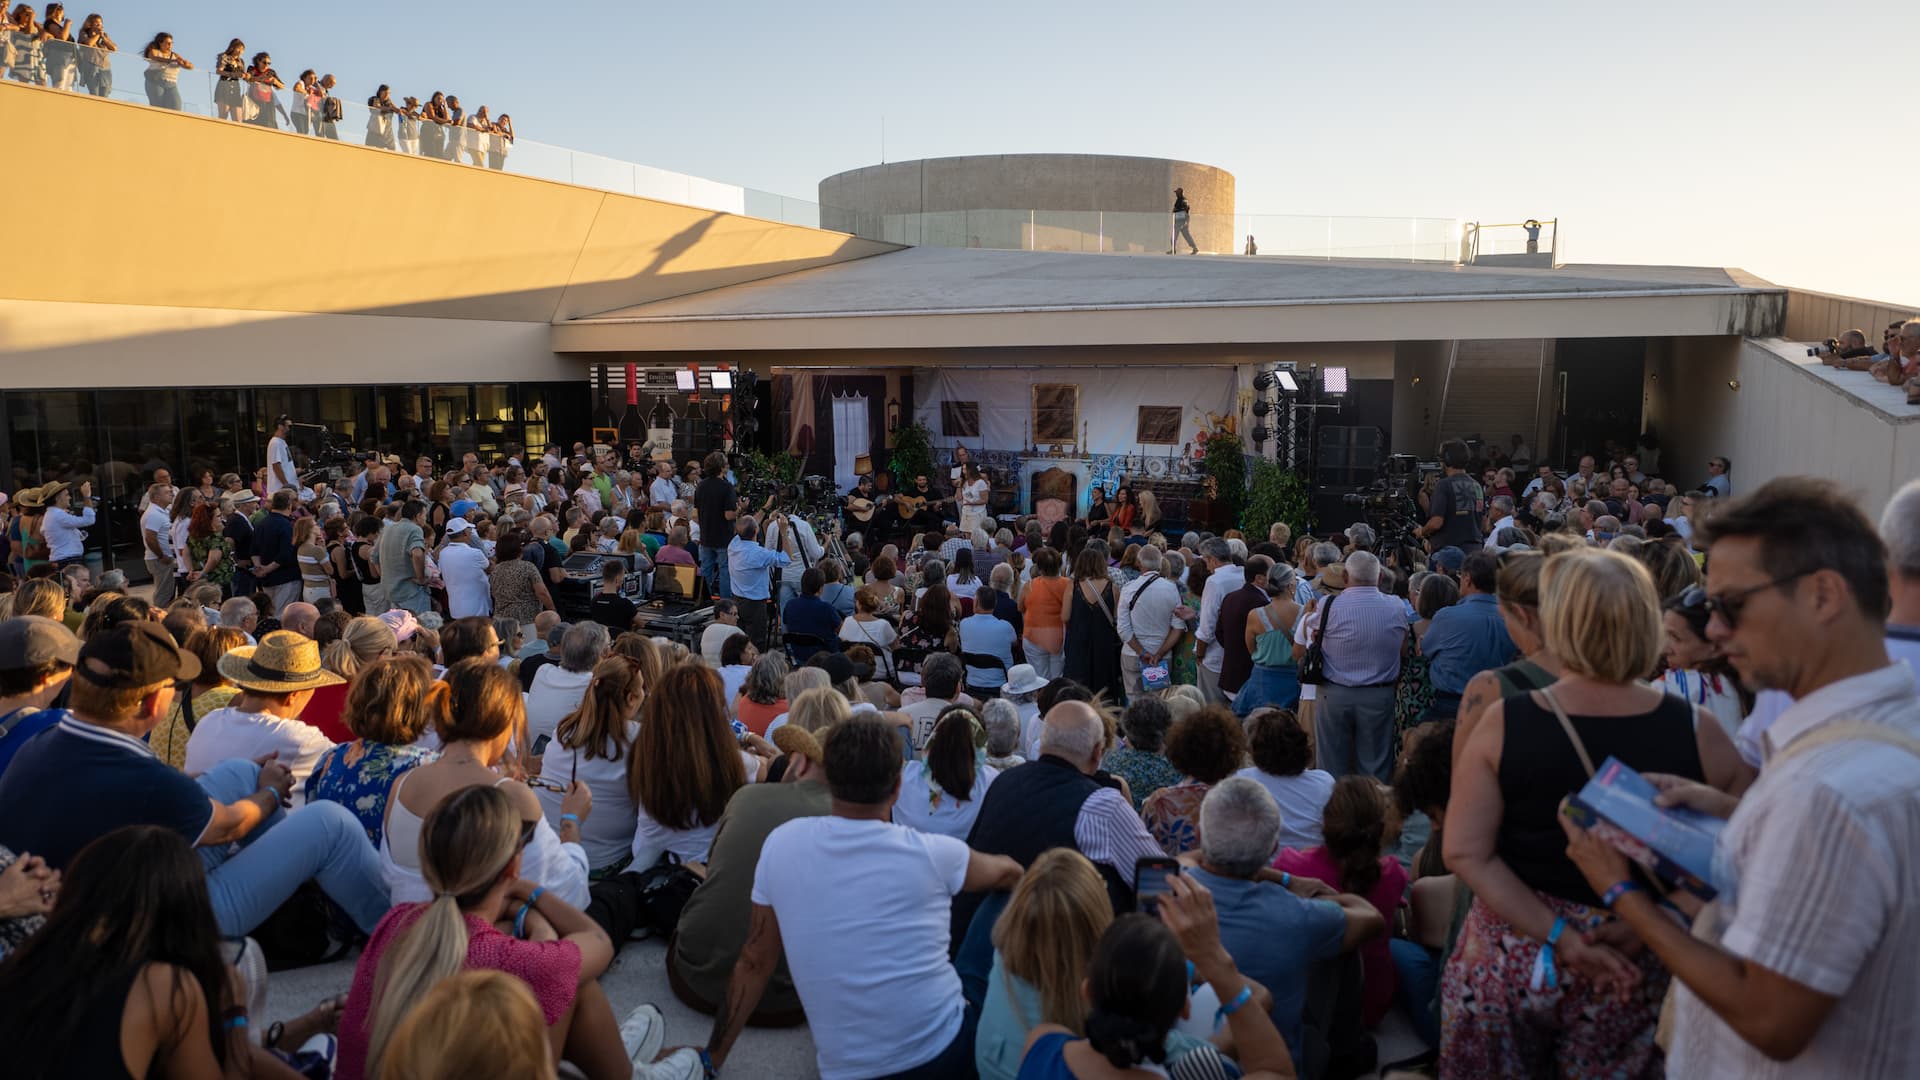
[75,621,201,688]
[0,615,81,671]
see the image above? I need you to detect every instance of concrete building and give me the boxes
[819,154,1235,253]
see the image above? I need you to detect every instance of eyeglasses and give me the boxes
[1699,571,1812,629]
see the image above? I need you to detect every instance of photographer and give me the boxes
[1412,440,1483,552]
[1812,328,1877,365]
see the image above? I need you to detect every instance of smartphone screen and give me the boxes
[1135,857,1180,913]
[530,733,552,757]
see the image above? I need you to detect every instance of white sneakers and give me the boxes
[632,1048,704,1080]
[620,1004,703,1080]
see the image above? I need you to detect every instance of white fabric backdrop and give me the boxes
[831,392,869,492]
[912,366,1238,455]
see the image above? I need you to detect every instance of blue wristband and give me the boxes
[698,1047,718,1078]
[1531,915,1568,992]
[560,812,580,825]
[513,885,546,939]
[1280,871,1291,888]
[1214,984,1254,1026]
[225,1015,249,1030]
[1600,880,1643,908]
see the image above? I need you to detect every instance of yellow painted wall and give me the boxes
[0,81,892,323]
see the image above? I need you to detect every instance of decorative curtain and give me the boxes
[831,393,869,493]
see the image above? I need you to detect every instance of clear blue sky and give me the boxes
[122,0,1917,305]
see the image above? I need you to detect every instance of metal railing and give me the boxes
[1463,218,1560,263]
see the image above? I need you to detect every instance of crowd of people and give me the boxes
[1,5,517,170]
[0,419,1917,1080]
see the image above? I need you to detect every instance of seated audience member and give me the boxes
[817,558,859,618]
[588,559,637,634]
[1388,722,1455,1052]
[1187,778,1385,1076]
[841,644,902,710]
[997,663,1048,759]
[717,632,757,708]
[629,664,767,871]
[526,622,608,750]
[0,616,79,778]
[655,526,696,566]
[904,652,968,752]
[0,826,328,1080]
[382,970,559,1080]
[183,630,344,803]
[439,614,503,668]
[981,698,1026,770]
[704,714,1024,1078]
[1017,886,1299,1080]
[1141,706,1250,857]
[381,659,590,908]
[780,568,842,663]
[145,627,246,770]
[1235,707,1336,851]
[304,655,438,847]
[954,701,1166,936]
[0,622,388,935]
[699,598,745,666]
[1099,696,1183,810]
[336,785,696,1080]
[769,683,849,739]
[536,657,643,876]
[895,705,1001,839]
[666,726,831,1021]
[1274,775,1408,1030]
[976,849,1239,1080]
[839,589,899,679]
[302,614,396,743]
[734,651,789,734]
[517,618,568,691]
[959,585,1021,693]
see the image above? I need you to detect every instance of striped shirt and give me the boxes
[1317,585,1407,687]
[1669,661,1920,1078]
[1074,786,1164,888]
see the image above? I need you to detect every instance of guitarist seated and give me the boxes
[843,474,885,537]
[890,473,953,534]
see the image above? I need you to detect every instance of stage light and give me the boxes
[1322,366,1349,395]
[1252,425,1273,443]
[1276,370,1299,393]
[1252,399,1273,417]
[1253,371,1276,392]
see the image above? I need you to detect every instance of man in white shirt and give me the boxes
[1520,463,1557,500]
[901,653,965,753]
[1193,538,1245,704]
[140,483,178,607]
[265,414,299,495]
[648,461,679,511]
[765,512,824,615]
[700,599,747,667]
[705,714,1021,1080]
[1701,455,1731,497]
[1116,544,1185,698]
[1482,494,1517,549]
[182,631,343,807]
[438,519,494,620]
[1561,478,1920,1078]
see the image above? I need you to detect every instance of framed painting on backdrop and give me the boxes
[1033,384,1079,446]
[941,400,980,439]
[1136,406,1182,445]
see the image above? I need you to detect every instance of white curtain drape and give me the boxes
[831,393,869,493]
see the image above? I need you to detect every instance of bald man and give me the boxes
[278,602,320,639]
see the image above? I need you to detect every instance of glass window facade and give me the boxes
[1,382,586,580]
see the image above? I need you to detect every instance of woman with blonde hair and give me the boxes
[306,654,438,846]
[627,664,766,870]
[301,614,398,743]
[781,683,850,736]
[382,970,557,1080]
[337,784,694,1080]
[538,656,643,875]
[381,659,592,908]
[1442,548,1750,1077]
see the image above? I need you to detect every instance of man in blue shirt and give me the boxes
[728,514,790,651]
[0,616,78,779]
[958,586,1020,692]
[1185,778,1384,1078]
[780,568,842,663]
[1419,549,1516,721]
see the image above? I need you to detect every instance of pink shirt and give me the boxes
[1274,845,1407,1027]
[335,904,582,1080]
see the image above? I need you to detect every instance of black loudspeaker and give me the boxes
[1316,426,1383,487]
[673,417,714,459]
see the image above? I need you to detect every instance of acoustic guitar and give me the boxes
[845,496,882,523]
[890,492,951,518]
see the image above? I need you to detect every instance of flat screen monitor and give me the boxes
[674,369,697,392]
[651,563,698,600]
[709,370,733,391]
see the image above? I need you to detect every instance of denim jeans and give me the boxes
[1315,682,1397,780]
[1023,640,1063,681]
[1390,937,1441,1050]
[698,545,730,600]
[195,760,390,936]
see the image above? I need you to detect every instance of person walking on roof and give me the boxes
[1172,187,1198,254]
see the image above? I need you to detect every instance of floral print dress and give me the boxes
[304,740,435,847]
[1141,779,1213,857]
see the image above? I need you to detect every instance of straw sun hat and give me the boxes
[217,630,346,693]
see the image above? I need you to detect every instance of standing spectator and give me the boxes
[288,68,319,134]
[1444,548,1746,1078]
[1453,548,1561,754]
[244,51,286,129]
[438,519,492,620]
[314,73,341,139]
[487,531,552,623]
[139,482,177,607]
[1235,563,1301,716]
[727,515,789,650]
[40,480,94,571]
[1702,455,1731,497]
[211,37,246,121]
[1236,707,1336,851]
[694,452,737,598]
[1413,440,1485,550]
[73,11,113,97]
[1060,546,1122,702]
[294,516,333,604]
[488,112,514,170]
[419,91,450,157]
[1170,186,1197,254]
[1192,538,1244,705]
[377,500,432,615]
[1214,554,1272,703]
[1141,705,1248,857]
[1561,477,1920,1076]
[396,94,422,154]
[703,714,1023,1078]
[249,490,300,613]
[139,30,190,109]
[1418,549,1515,723]
[364,83,400,149]
[1018,546,1069,680]
[1314,551,1408,780]
[1115,544,1184,699]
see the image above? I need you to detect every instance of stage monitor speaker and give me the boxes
[672,417,715,459]
[1310,488,1368,538]
[1316,426,1384,488]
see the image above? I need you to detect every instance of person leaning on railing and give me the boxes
[74,11,113,97]
[138,30,189,109]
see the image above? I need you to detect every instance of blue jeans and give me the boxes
[1390,937,1441,1050]
[1314,682,1397,780]
[195,760,389,936]
[699,545,730,600]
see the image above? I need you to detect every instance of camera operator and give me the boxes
[1812,328,1878,365]
[1412,439,1483,551]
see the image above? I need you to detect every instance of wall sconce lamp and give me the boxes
[886,397,903,433]
[1727,379,1742,392]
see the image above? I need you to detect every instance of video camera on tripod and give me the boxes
[1341,454,1438,567]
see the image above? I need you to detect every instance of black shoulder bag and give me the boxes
[1296,593,1338,686]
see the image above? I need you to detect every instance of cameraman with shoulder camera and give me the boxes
[1413,439,1483,551]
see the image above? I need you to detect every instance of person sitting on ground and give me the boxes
[183,630,344,803]
[699,598,745,667]
[144,626,245,771]
[733,650,789,734]
[981,698,1027,771]
[0,621,389,936]
[666,726,831,1023]
[628,664,767,872]
[0,615,79,779]
[1186,777,1386,1076]
[380,659,590,908]
[381,970,559,1080]
[300,614,395,744]
[0,825,344,1080]
[1099,696,1183,811]
[439,615,503,669]
[703,714,1024,1078]
[1141,706,1250,857]
[1016,880,1300,1080]
[534,657,643,876]
[780,568,841,664]
[336,784,698,1080]
[304,655,438,847]
[527,622,608,751]
[1234,707,1335,852]
[895,705,1001,839]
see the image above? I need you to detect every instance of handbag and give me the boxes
[1296,593,1338,685]
[1124,573,1172,690]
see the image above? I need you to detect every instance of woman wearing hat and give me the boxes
[182,630,346,799]
[8,485,49,576]
[39,480,95,571]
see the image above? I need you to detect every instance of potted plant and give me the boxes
[888,420,935,484]
[1242,459,1313,545]
[1200,428,1247,530]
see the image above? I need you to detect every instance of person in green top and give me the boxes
[637,511,667,558]
[186,500,235,589]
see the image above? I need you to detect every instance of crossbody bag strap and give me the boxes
[1537,685,1597,778]
[1125,572,1159,615]
[1773,721,1920,766]
[1315,592,1338,636]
